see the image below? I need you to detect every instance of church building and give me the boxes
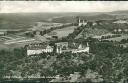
[76,17,88,26]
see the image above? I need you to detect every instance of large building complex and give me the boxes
[26,42,90,56]
[55,42,90,54]
[27,43,53,56]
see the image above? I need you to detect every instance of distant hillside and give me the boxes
[51,14,116,23]
[51,16,76,23]
[79,14,116,21]
[0,13,68,29]
[0,13,100,29]
[111,10,128,15]
[0,12,118,29]
[109,10,128,19]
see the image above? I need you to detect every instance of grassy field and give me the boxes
[0,34,40,50]
[46,26,77,38]
[0,39,42,50]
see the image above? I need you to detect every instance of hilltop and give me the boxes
[0,12,116,29]
[51,14,116,23]
[111,10,128,15]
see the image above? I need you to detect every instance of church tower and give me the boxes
[76,16,87,27]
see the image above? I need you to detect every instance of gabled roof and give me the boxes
[55,42,68,45]
[27,43,52,50]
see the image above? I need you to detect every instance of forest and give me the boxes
[1,39,128,82]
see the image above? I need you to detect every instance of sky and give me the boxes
[0,1,128,13]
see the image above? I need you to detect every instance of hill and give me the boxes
[109,10,128,19]
[0,13,58,29]
[0,12,100,29]
[51,14,116,23]
[0,13,77,29]
[0,12,124,30]
[111,10,128,15]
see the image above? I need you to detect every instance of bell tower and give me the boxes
[76,16,87,27]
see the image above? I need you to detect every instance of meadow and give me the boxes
[47,26,77,38]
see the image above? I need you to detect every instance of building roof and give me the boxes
[55,42,68,45]
[27,43,53,50]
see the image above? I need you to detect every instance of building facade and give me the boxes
[71,42,89,53]
[27,43,53,56]
[78,19,87,26]
[55,42,89,54]
[55,42,68,53]
[76,17,87,27]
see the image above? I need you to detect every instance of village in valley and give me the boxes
[1,12,128,82]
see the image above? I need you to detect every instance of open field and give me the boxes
[0,34,26,42]
[4,38,35,45]
[46,26,77,38]
[0,38,42,50]
[0,34,40,50]
[0,41,26,50]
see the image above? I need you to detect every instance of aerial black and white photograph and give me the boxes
[1,1,128,83]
